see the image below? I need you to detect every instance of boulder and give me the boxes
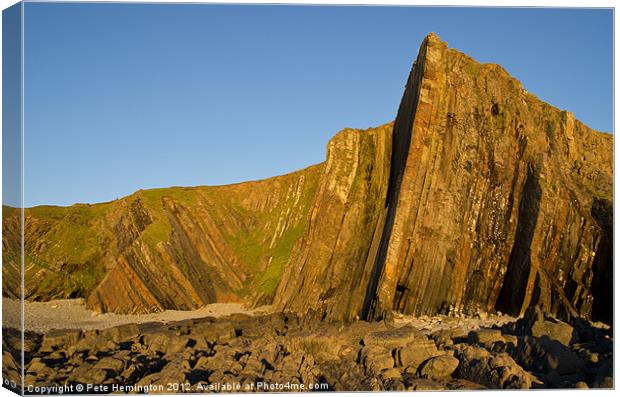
[93,356,126,376]
[67,364,110,385]
[397,338,441,370]
[143,333,190,355]
[363,325,426,349]
[40,329,82,352]
[530,319,576,346]
[404,377,447,391]
[100,323,140,343]
[418,354,460,379]
[511,336,584,376]
[26,358,48,374]
[284,331,344,361]
[467,329,504,345]
[518,306,576,346]
[360,345,394,374]
[430,329,454,346]
[453,344,533,389]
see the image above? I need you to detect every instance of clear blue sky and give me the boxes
[20,3,613,207]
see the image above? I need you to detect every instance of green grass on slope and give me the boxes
[137,188,175,252]
[27,204,110,265]
[18,204,111,299]
[26,253,106,299]
[254,220,310,297]
[207,166,323,298]
[11,165,323,302]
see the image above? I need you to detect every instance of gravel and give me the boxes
[2,297,517,336]
[2,298,268,333]
[394,312,517,335]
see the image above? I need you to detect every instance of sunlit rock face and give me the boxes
[3,165,324,314]
[272,123,394,321]
[274,33,613,323]
[4,34,612,324]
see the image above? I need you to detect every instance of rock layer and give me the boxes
[273,123,393,320]
[3,165,323,313]
[273,34,613,323]
[2,33,612,323]
[366,34,612,322]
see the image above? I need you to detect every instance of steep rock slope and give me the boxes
[274,33,613,323]
[1,206,22,300]
[365,33,612,322]
[273,123,393,321]
[3,34,612,323]
[3,165,322,313]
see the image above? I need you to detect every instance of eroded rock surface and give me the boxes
[3,309,612,392]
[275,33,612,324]
[3,165,323,313]
[3,34,612,325]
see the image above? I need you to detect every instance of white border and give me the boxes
[0,2,616,397]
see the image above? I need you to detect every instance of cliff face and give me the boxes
[3,165,323,314]
[361,34,613,322]
[3,34,612,323]
[272,123,393,321]
[273,34,613,323]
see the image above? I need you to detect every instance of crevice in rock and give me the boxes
[495,163,542,316]
[590,197,613,324]
[360,40,429,321]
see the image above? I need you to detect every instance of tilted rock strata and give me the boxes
[2,33,612,323]
[363,33,613,321]
[1,206,21,300]
[273,123,393,321]
[273,34,613,323]
[3,165,323,313]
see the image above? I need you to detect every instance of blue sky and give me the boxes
[19,3,613,207]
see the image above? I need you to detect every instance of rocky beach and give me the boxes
[2,32,613,393]
[2,304,613,392]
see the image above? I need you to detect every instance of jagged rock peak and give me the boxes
[274,33,612,324]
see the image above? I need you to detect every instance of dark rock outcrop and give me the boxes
[5,310,611,391]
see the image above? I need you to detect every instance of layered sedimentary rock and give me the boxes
[274,33,613,323]
[366,33,612,322]
[3,165,323,313]
[2,33,612,323]
[273,123,393,320]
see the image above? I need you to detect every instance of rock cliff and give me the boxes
[272,123,393,320]
[3,165,323,313]
[363,33,612,322]
[273,33,612,323]
[2,33,612,323]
